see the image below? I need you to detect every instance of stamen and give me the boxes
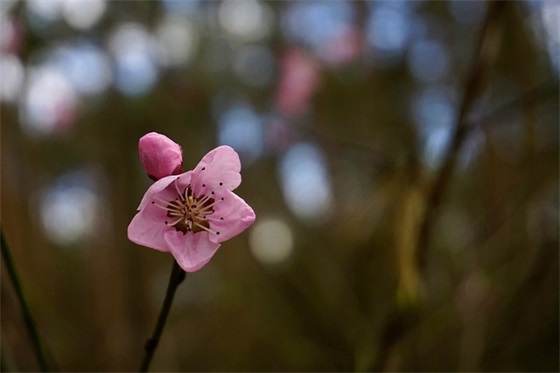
[152,196,184,211]
[164,199,185,209]
[174,179,183,200]
[152,200,173,211]
[167,216,186,227]
[197,194,213,206]
[195,204,215,215]
[193,221,217,234]
[167,210,184,218]
[205,215,224,222]
[155,183,219,235]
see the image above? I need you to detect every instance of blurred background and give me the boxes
[1,0,558,371]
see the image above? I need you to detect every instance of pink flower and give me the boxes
[128,146,256,272]
[139,132,183,181]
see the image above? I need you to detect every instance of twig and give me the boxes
[415,1,506,271]
[373,3,507,371]
[139,260,186,372]
[1,229,50,372]
[469,81,559,129]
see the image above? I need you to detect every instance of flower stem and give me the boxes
[139,260,186,372]
[1,229,50,372]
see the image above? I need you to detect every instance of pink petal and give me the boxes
[207,189,256,243]
[131,172,194,252]
[138,172,191,210]
[164,230,221,272]
[139,132,183,181]
[191,146,241,195]
[127,203,171,253]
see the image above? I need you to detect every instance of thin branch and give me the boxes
[415,1,507,272]
[373,3,507,371]
[139,260,186,372]
[469,81,559,129]
[1,229,50,372]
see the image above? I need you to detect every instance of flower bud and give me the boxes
[139,132,183,181]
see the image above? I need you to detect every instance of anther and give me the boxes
[219,182,223,186]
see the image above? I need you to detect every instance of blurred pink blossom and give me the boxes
[1,17,24,54]
[139,132,183,181]
[275,48,320,117]
[128,145,255,272]
[319,26,362,67]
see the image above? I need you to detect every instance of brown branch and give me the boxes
[415,1,507,272]
[469,81,559,130]
[373,3,508,371]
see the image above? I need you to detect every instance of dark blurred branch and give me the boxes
[374,3,507,371]
[482,239,558,368]
[139,260,185,372]
[1,229,50,372]
[469,81,559,129]
[418,154,555,360]
[416,1,506,273]
[374,81,559,371]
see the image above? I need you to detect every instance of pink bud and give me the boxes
[139,132,183,181]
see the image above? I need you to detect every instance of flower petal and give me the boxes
[138,172,192,210]
[127,203,171,253]
[164,231,221,272]
[191,146,241,195]
[207,189,256,243]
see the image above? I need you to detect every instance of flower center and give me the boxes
[152,182,218,235]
